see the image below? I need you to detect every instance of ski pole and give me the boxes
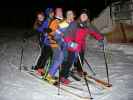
[84,57,96,76]
[19,39,25,72]
[78,53,93,99]
[58,65,61,95]
[70,52,82,81]
[43,57,51,79]
[102,39,111,87]
[19,47,23,71]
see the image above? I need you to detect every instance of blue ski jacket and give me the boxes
[36,19,49,33]
[36,18,52,46]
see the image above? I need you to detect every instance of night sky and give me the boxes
[0,0,111,28]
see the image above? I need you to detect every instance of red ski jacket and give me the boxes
[75,28,103,52]
[64,22,103,52]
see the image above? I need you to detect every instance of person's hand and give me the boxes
[68,42,78,48]
[43,28,52,33]
[97,40,104,48]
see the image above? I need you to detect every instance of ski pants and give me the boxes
[49,47,64,77]
[35,45,53,69]
[60,51,77,78]
[60,50,84,78]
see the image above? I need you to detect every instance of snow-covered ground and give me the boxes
[0,32,133,100]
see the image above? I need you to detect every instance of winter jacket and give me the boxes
[36,18,52,46]
[64,21,103,52]
[75,27,103,52]
[64,21,78,42]
[36,19,49,33]
[54,20,69,48]
[48,18,63,48]
[63,21,78,51]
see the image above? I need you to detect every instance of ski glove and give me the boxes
[43,28,52,33]
[98,40,104,48]
[68,42,78,49]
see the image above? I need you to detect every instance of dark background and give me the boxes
[0,0,112,28]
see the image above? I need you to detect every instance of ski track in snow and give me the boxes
[0,36,133,100]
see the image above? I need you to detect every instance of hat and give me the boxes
[45,8,54,17]
[80,9,90,18]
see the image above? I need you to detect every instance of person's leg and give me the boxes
[74,51,85,74]
[42,46,53,68]
[45,47,64,84]
[59,51,76,85]
[34,45,46,69]
[60,51,75,79]
[48,47,64,77]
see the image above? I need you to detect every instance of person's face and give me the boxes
[37,14,44,22]
[49,12,54,18]
[66,11,75,22]
[80,13,88,22]
[55,8,63,18]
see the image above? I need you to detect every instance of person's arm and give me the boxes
[36,20,49,33]
[87,23,103,40]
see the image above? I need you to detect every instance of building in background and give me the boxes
[92,0,133,43]
[111,0,133,24]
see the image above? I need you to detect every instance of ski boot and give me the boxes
[60,77,71,86]
[35,68,45,76]
[45,74,58,85]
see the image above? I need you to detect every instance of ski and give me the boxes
[22,66,110,98]
[28,71,43,79]
[70,71,81,81]
[66,82,108,96]
[66,85,84,91]
[69,71,112,90]
[56,85,90,99]
[86,75,112,88]
[22,69,90,99]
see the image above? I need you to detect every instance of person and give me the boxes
[60,9,104,85]
[58,10,78,85]
[49,10,77,85]
[74,9,104,75]
[33,8,54,76]
[33,10,45,46]
[46,10,77,85]
[45,8,64,84]
[54,10,76,52]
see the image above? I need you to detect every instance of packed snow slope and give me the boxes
[0,31,133,100]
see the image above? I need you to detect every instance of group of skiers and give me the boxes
[32,7,104,85]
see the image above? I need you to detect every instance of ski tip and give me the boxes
[107,84,112,87]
